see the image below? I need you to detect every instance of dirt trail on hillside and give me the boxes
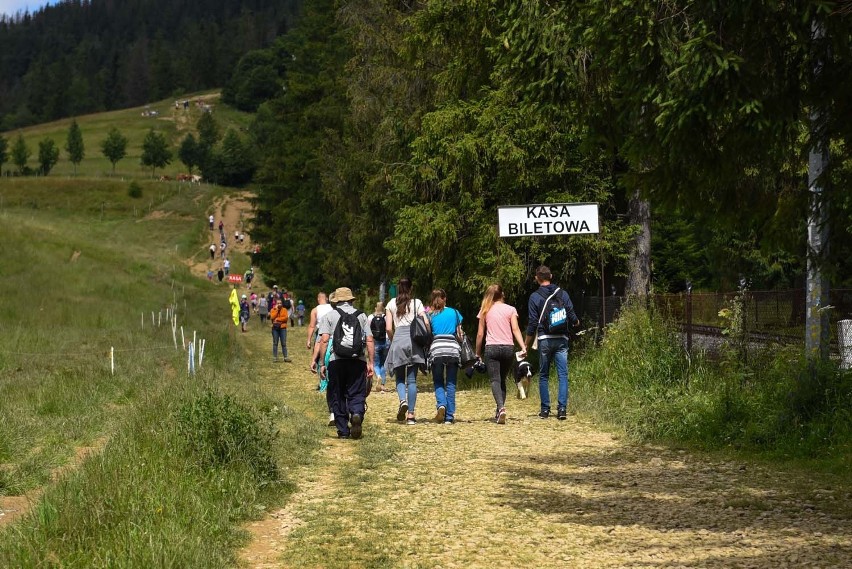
[0,439,106,528]
[236,327,852,568]
[187,192,254,279]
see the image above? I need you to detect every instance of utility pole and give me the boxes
[805,19,830,362]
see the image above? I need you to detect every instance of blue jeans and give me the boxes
[373,339,389,384]
[395,365,417,414]
[538,337,569,412]
[272,327,288,359]
[431,357,458,421]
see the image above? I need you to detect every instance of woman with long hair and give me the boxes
[475,284,526,424]
[427,289,463,424]
[384,277,430,424]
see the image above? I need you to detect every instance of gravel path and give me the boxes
[240,326,852,568]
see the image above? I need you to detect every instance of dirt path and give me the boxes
[188,192,254,279]
[236,325,852,568]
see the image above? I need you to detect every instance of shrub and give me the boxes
[127,180,143,198]
[177,389,279,482]
[572,304,852,458]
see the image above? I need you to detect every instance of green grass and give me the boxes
[1,90,253,179]
[0,177,326,566]
[571,304,852,475]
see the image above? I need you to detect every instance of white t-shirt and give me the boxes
[385,297,425,327]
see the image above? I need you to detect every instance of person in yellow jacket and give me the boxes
[269,297,292,363]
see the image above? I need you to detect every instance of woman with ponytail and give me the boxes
[427,288,463,424]
[475,284,526,424]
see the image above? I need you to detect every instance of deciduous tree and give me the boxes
[38,138,60,175]
[11,134,30,175]
[100,127,128,175]
[140,128,172,178]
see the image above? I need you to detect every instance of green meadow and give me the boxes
[1,91,253,179]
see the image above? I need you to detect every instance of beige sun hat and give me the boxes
[331,287,355,302]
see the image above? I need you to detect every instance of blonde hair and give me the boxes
[479,284,504,317]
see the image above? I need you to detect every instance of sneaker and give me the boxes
[496,408,506,424]
[557,408,567,420]
[435,406,446,423]
[406,417,416,425]
[328,412,335,426]
[538,409,550,419]
[283,357,292,363]
[516,381,526,400]
[396,401,408,422]
[337,434,350,439]
[350,414,363,440]
[443,419,455,425]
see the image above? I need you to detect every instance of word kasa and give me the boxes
[508,210,592,236]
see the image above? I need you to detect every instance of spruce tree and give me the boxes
[65,119,85,176]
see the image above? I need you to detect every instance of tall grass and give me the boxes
[572,305,852,467]
[0,178,326,565]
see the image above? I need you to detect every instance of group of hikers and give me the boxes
[237,286,307,359]
[304,266,579,439]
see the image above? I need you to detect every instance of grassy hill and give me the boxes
[0,109,322,563]
[1,91,253,179]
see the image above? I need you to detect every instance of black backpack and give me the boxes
[282,298,292,309]
[332,307,365,358]
[370,313,387,341]
[537,288,570,335]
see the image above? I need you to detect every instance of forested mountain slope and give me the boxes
[0,0,301,130]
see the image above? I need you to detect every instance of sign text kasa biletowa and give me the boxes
[498,203,600,237]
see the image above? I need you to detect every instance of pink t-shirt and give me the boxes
[479,302,518,346]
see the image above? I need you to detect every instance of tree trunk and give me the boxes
[625,188,651,298]
[806,20,830,362]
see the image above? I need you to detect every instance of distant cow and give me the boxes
[176,173,192,182]
[190,175,202,184]
[159,175,172,182]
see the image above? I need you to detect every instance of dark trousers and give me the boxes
[328,359,368,437]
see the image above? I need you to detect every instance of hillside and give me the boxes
[1,91,253,178]
[0,0,302,130]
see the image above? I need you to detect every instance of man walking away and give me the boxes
[314,287,374,439]
[524,265,579,420]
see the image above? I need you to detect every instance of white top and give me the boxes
[316,303,333,322]
[385,297,425,327]
[209,215,214,222]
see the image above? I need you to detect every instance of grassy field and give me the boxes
[0,91,253,179]
[0,176,325,566]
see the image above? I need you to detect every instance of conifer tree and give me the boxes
[65,119,85,176]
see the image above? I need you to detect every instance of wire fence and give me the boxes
[575,288,852,355]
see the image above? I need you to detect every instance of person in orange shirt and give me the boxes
[269,297,292,363]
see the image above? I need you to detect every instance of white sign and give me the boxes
[498,203,600,237]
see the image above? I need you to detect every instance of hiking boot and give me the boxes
[538,409,550,419]
[396,401,408,422]
[497,408,507,424]
[515,381,526,400]
[435,406,446,423]
[557,408,567,421]
[349,414,363,440]
[328,412,335,427]
[283,357,292,363]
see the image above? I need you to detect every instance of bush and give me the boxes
[127,180,143,198]
[177,389,279,482]
[572,304,852,458]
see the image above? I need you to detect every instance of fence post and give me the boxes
[686,281,693,355]
[839,320,852,370]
